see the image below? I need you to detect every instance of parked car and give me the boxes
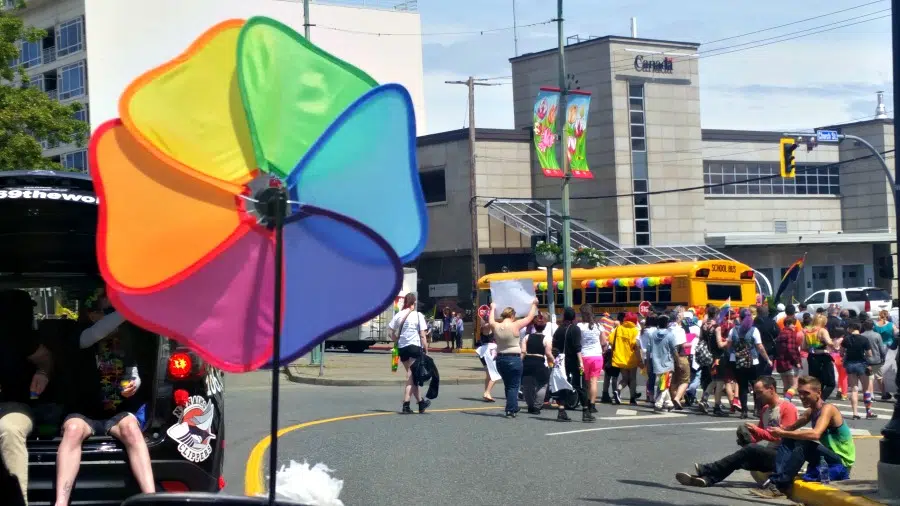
[802,286,892,317]
[0,171,225,505]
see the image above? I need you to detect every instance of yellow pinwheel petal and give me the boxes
[120,19,256,194]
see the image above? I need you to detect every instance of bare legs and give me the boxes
[483,370,496,401]
[55,415,155,506]
[108,416,154,494]
[402,359,421,403]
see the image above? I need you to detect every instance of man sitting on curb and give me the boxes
[674,375,797,488]
[750,375,854,499]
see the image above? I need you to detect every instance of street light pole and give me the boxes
[880,0,900,495]
[555,0,573,307]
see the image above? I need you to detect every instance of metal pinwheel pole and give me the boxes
[266,188,288,505]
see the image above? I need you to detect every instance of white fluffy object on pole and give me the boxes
[269,460,344,506]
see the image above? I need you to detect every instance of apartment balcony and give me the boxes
[44,88,57,100]
[42,46,55,65]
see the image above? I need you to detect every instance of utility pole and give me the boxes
[302,0,324,376]
[879,0,900,497]
[512,0,519,56]
[555,0,573,307]
[446,76,502,346]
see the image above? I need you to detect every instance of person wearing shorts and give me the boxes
[56,293,155,506]
[577,305,606,421]
[610,312,642,405]
[389,293,430,414]
[842,321,876,420]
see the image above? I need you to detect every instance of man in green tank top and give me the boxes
[751,375,854,498]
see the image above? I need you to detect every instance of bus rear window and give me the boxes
[707,284,742,302]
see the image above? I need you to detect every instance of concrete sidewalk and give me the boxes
[789,436,886,505]
[283,350,489,386]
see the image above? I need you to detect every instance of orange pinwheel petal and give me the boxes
[119,19,256,195]
[90,120,246,292]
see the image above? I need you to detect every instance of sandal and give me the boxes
[482,396,496,403]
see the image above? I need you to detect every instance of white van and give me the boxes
[802,287,892,317]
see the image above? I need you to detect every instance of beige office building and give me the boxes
[411,35,896,314]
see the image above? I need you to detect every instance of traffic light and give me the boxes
[780,138,798,178]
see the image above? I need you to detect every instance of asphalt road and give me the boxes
[221,380,891,505]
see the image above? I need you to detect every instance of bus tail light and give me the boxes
[740,270,755,280]
[865,300,871,313]
[695,268,710,278]
[168,351,194,380]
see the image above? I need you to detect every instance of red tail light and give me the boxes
[740,270,755,280]
[218,476,227,490]
[168,352,193,380]
[865,300,871,313]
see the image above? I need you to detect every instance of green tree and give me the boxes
[0,1,89,171]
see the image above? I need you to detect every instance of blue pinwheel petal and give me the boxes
[274,205,402,364]
[285,83,427,264]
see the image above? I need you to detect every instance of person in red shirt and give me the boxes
[675,376,798,487]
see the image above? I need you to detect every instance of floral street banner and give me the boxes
[565,91,592,179]
[533,87,562,178]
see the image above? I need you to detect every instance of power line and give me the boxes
[314,19,553,37]
[476,149,895,202]
[700,0,886,45]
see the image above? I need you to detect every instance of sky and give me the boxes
[411,0,893,134]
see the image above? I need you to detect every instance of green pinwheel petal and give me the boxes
[236,16,378,179]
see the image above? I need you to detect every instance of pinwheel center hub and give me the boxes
[252,186,287,228]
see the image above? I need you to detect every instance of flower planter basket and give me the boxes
[536,251,559,267]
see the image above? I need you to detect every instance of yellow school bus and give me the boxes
[476,259,757,322]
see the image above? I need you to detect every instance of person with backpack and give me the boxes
[389,293,431,414]
[727,309,773,419]
[775,316,804,401]
[693,308,718,413]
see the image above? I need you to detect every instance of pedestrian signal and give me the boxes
[780,138,798,178]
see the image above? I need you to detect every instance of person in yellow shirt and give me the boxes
[610,313,642,405]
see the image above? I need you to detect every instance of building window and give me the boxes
[56,17,84,58]
[62,149,87,172]
[628,82,650,246]
[19,40,40,69]
[73,104,88,124]
[58,60,86,100]
[704,161,839,196]
[419,169,446,204]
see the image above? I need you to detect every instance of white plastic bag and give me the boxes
[549,353,573,393]
[270,460,344,506]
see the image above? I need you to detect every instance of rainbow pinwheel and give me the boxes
[89,17,427,373]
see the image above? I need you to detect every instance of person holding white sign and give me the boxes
[488,300,538,418]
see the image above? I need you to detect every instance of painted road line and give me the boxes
[244,406,503,496]
[850,429,871,436]
[703,427,739,431]
[615,409,639,416]
[598,412,685,421]
[546,419,741,436]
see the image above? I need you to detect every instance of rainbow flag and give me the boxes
[716,297,731,324]
[775,253,806,303]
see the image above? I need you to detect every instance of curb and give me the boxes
[790,480,884,506]
[369,346,477,354]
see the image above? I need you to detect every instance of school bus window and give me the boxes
[573,289,583,305]
[628,286,644,303]
[584,288,597,304]
[615,285,627,303]
[598,287,613,303]
[659,285,672,303]
[707,284,741,302]
[537,291,548,306]
[478,291,492,306]
[644,286,657,303]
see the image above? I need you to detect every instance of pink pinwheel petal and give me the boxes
[108,227,275,372]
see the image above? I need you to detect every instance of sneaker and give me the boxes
[629,399,638,406]
[749,471,772,486]
[557,410,571,422]
[505,411,517,418]
[633,392,642,400]
[418,399,431,414]
[527,407,541,415]
[675,472,709,488]
[582,409,596,422]
[749,484,784,499]
[694,463,703,476]
[713,406,728,417]
[698,401,709,414]
[672,399,684,411]
[401,403,413,414]
[612,390,622,405]
[600,394,613,404]
[867,412,879,420]
[881,392,893,401]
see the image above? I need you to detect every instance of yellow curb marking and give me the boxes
[244,406,502,496]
